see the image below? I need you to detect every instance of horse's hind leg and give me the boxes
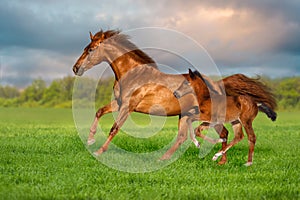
[213,122,244,161]
[88,100,119,145]
[240,119,256,166]
[93,106,130,156]
[160,115,189,160]
[214,124,229,165]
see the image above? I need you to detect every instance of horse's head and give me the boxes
[73,29,121,76]
[173,69,206,99]
[173,69,196,99]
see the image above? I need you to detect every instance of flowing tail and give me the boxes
[221,74,277,121]
[258,103,277,121]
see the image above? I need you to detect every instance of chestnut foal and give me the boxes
[174,69,277,166]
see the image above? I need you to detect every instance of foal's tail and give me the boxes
[258,103,277,121]
[221,74,277,121]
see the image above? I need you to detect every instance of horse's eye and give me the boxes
[184,80,190,85]
[88,48,94,53]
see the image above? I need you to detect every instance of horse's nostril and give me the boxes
[73,66,78,74]
[173,91,180,99]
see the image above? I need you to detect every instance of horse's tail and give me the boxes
[221,74,277,121]
[258,103,277,121]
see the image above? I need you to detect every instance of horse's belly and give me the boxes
[134,89,196,116]
[134,96,181,116]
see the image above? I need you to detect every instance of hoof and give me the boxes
[93,148,105,157]
[212,152,223,161]
[93,151,100,157]
[193,142,200,149]
[218,160,226,165]
[244,162,253,167]
[87,138,96,146]
[160,154,171,161]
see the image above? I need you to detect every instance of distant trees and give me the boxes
[19,79,46,107]
[274,77,300,110]
[0,85,20,99]
[0,75,299,110]
[41,76,76,107]
[0,76,114,108]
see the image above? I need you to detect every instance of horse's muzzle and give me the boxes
[173,91,181,99]
[73,65,84,76]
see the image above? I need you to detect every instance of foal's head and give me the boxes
[73,30,121,76]
[173,69,208,99]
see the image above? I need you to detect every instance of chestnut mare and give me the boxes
[173,69,277,166]
[73,29,227,160]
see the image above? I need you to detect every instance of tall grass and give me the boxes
[0,108,299,199]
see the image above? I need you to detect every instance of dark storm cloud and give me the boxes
[0,1,97,54]
[0,0,300,87]
[0,0,158,54]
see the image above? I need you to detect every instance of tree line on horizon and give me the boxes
[0,75,299,110]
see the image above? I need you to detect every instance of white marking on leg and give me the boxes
[212,151,223,161]
[189,120,201,148]
[191,136,201,148]
[93,151,99,156]
[244,162,253,167]
[87,138,96,146]
[217,138,226,143]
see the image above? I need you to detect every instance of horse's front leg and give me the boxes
[214,124,229,165]
[194,122,225,144]
[88,100,119,145]
[212,122,244,162]
[93,105,130,156]
[160,115,189,160]
[187,117,200,148]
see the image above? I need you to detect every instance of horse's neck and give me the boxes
[195,80,210,101]
[202,75,224,95]
[107,48,157,81]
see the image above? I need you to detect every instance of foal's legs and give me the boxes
[194,123,226,144]
[240,118,256,166]
[239,97,258,166]
[212,122,244,161]
[214,124,229,165]
[194,123,228,164]
[160,115,189,160]
[93,105,130,156]
[187,118,201,148]
[88,100,119,145]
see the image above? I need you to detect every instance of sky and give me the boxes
[0,0,300,87]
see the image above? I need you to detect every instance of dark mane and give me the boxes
[193,70,219,94]
[95,29,157,68]
[94,29,121,39]
[193,70,204,80]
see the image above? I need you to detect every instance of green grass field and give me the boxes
[0,108,299,199]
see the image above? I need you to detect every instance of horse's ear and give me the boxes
[188,68,196,80]
[89,31,93,41]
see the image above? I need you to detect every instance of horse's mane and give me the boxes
[94,29,157,68]
[193,70,219,94]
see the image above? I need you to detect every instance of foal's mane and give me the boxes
[94,29,157,67]
[193,70,219,94]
